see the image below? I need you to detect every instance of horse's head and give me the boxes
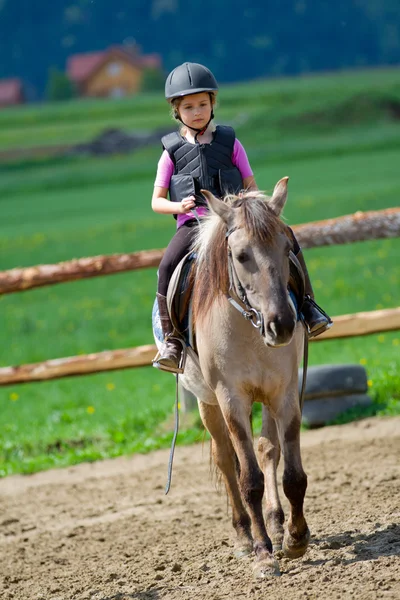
[201,178,296,347]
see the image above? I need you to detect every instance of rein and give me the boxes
[165,374,180,494]
[299,317,309,412]
[225,225,309,412]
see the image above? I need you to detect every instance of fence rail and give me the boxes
[1,207,399,387]
[1,207,399,295]
[1,307,399,387]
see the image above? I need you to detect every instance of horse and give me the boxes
[158,177,310,578]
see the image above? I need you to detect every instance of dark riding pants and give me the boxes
[157,220,198,297]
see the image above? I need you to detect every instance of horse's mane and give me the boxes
[192,191,285,323]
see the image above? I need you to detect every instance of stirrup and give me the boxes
[152,335,187,374]
[303,295,333,339]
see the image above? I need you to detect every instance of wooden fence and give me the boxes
[1,207,399,387]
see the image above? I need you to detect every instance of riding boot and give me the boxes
[153,293,184,374]
[296,250,333,338]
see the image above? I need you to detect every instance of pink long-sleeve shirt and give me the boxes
[154,138,253,227]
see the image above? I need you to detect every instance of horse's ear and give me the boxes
[268,176,289,216]
[200,189,232,224]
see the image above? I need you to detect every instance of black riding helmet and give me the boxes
[165,62,218,101]
[165,63,218,138]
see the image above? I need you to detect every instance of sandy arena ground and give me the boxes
[0,416,399,600]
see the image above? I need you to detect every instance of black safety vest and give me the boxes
[161,125,243,211]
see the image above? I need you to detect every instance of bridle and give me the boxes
[225,224,309,413]
[225,225,266,337]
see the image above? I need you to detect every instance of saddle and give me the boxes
[166,252,197,347]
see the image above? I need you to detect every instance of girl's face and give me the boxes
[177,92,213,129]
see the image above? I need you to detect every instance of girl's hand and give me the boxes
[179,195,196,214]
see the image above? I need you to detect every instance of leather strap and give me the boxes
[299,319,309,413]
[165,374,180,494]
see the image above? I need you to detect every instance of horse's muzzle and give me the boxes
[263,314,296,347]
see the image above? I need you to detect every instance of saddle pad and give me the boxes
[152,298,163,344]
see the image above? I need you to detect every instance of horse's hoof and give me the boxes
[253,557,281,579]
[234,541,253,559]
[283,527,310,559]
[271,534,283,555]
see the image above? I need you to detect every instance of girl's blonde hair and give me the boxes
[170,92,217,135]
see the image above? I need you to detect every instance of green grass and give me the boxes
[0,67,399,477]
[0,368,207,477]
[0,65,400,151]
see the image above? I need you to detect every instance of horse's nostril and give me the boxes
[267,321,278,337]
[267,319,282,339]
[267,315,295,340]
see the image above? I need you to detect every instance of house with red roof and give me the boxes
[0,78,25,108]
[67,45,161,98]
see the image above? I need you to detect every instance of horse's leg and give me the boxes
[276,398,310,559]
[218,395,280,578]
[257,406,284,553]
[198,401,253,557]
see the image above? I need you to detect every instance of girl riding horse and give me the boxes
[151,62,331,374]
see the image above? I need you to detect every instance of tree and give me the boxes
[46,67,75,101]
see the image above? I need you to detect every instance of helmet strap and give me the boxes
[176,109,215,142]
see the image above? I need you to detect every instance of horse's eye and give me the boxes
[236,251,249,264]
